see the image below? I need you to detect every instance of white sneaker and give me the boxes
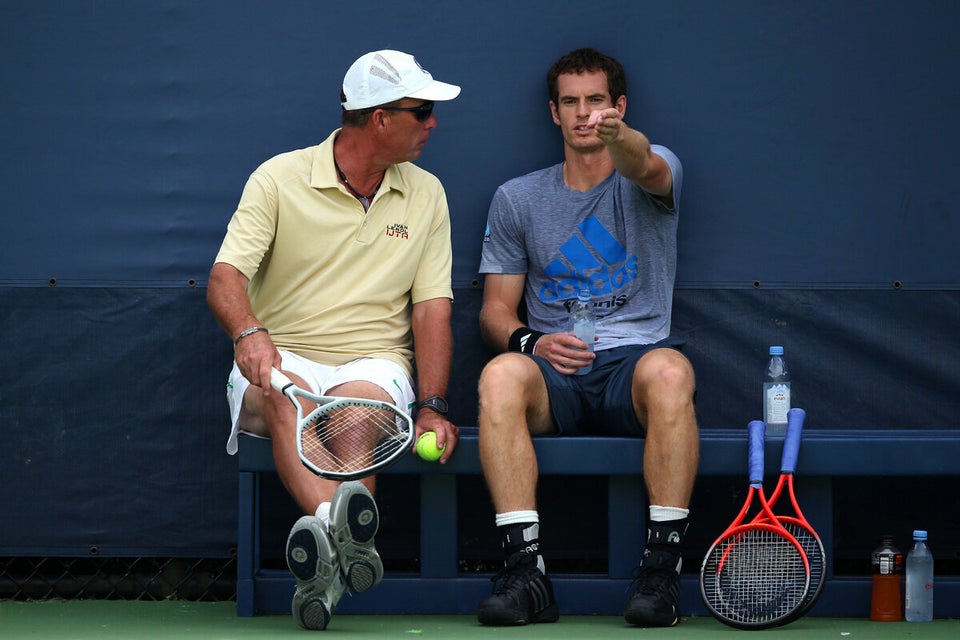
[329,481,384,592]
[286,515,345,630]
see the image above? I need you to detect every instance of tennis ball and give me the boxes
[416,432,445,462]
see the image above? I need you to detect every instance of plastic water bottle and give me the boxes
[763,346,791,436]
[870,534,903,621]
[570,289,595,376]
[905,530,934,622]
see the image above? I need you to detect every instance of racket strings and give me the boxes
[758,479,827,611]
[702,527,809,625]
[301,402,408,474]
[778,519,826,603]
[753,515,820,582]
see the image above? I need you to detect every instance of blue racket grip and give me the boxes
[748,420,766,485]
[781,407,806,473]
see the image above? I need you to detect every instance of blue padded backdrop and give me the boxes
[1,1,957,556]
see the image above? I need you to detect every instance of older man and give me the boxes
[207,49,460,630]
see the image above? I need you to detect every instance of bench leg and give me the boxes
[237,469,257,616]
[420,474,458,578]
[608,475,645,579]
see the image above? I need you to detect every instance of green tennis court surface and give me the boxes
[1,601,957,639]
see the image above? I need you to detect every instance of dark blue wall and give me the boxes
[2,1,957,557]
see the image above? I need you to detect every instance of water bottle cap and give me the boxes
[769,345,784,356]
[577,288,591,301]
[913,530,927,540]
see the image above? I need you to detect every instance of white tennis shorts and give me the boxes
[224,350,415,455]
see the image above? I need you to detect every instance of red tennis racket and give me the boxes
[752,407,826,620]
[699,420,810,629]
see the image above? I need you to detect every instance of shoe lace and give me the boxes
[489,564,537,596]
[629,565,677,597]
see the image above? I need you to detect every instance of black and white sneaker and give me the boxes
[477,559,559,626]
[623,553,681,627]
[286,515,345,630]
[329,481,384,593]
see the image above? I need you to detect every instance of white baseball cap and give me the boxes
[341,50,461,111]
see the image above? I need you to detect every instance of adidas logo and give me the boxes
[518,332,534,352]
[539,215,639,304]
[528,576,551,613]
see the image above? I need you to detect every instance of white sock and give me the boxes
[649,505,689,522]
[495,510,539,527]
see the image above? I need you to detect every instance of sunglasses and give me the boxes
[363,101,435,122]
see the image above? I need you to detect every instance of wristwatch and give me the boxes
[416,396,449,416]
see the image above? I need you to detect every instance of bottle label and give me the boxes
[880,556,893,574]
[764,383,791,424]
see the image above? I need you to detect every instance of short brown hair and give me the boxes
[547,48,627,105]
[340,90,373,128]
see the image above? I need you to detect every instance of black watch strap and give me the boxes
[416,395,448,415]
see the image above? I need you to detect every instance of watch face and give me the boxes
[421,396,448,414]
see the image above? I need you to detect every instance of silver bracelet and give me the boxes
[234,326,268,345]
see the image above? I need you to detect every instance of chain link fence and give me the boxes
[0,556,236,601]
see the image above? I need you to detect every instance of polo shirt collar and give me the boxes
[310,129,407,197]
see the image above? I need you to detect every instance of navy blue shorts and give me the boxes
[528,336,686,437]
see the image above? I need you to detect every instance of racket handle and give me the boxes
[748,420,766,485]
[269,368,294,393]
[781,407,806,473]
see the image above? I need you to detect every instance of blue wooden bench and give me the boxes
[237,428,960,618]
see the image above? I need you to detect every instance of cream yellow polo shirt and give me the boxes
[214,129,453,376]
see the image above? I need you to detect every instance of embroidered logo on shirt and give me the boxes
[386,223,409,239]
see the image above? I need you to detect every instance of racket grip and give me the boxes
[748,420,766,485]
[782,407,806,472]
[269,368,294,393]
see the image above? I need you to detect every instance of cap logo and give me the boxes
[369,54,402,86]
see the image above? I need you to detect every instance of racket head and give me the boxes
[270,368,414,480]
[699,521,811,629]
[776,514,826,618]
[699,420,810,629]
[297,396,413,480]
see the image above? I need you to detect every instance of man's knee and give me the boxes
[479,353,537,396]
[634,349,696,400]
[478,353,547,423]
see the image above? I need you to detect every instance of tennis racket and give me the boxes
[699,420,810,629]
[753,407,826,620]
[270,368,414,481]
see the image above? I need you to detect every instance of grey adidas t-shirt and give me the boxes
[479,145,682,350]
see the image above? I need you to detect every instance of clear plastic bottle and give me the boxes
[763,345,791,436]
[905,530,934,622]
[570,289,595,376]
[870,534,903,621]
